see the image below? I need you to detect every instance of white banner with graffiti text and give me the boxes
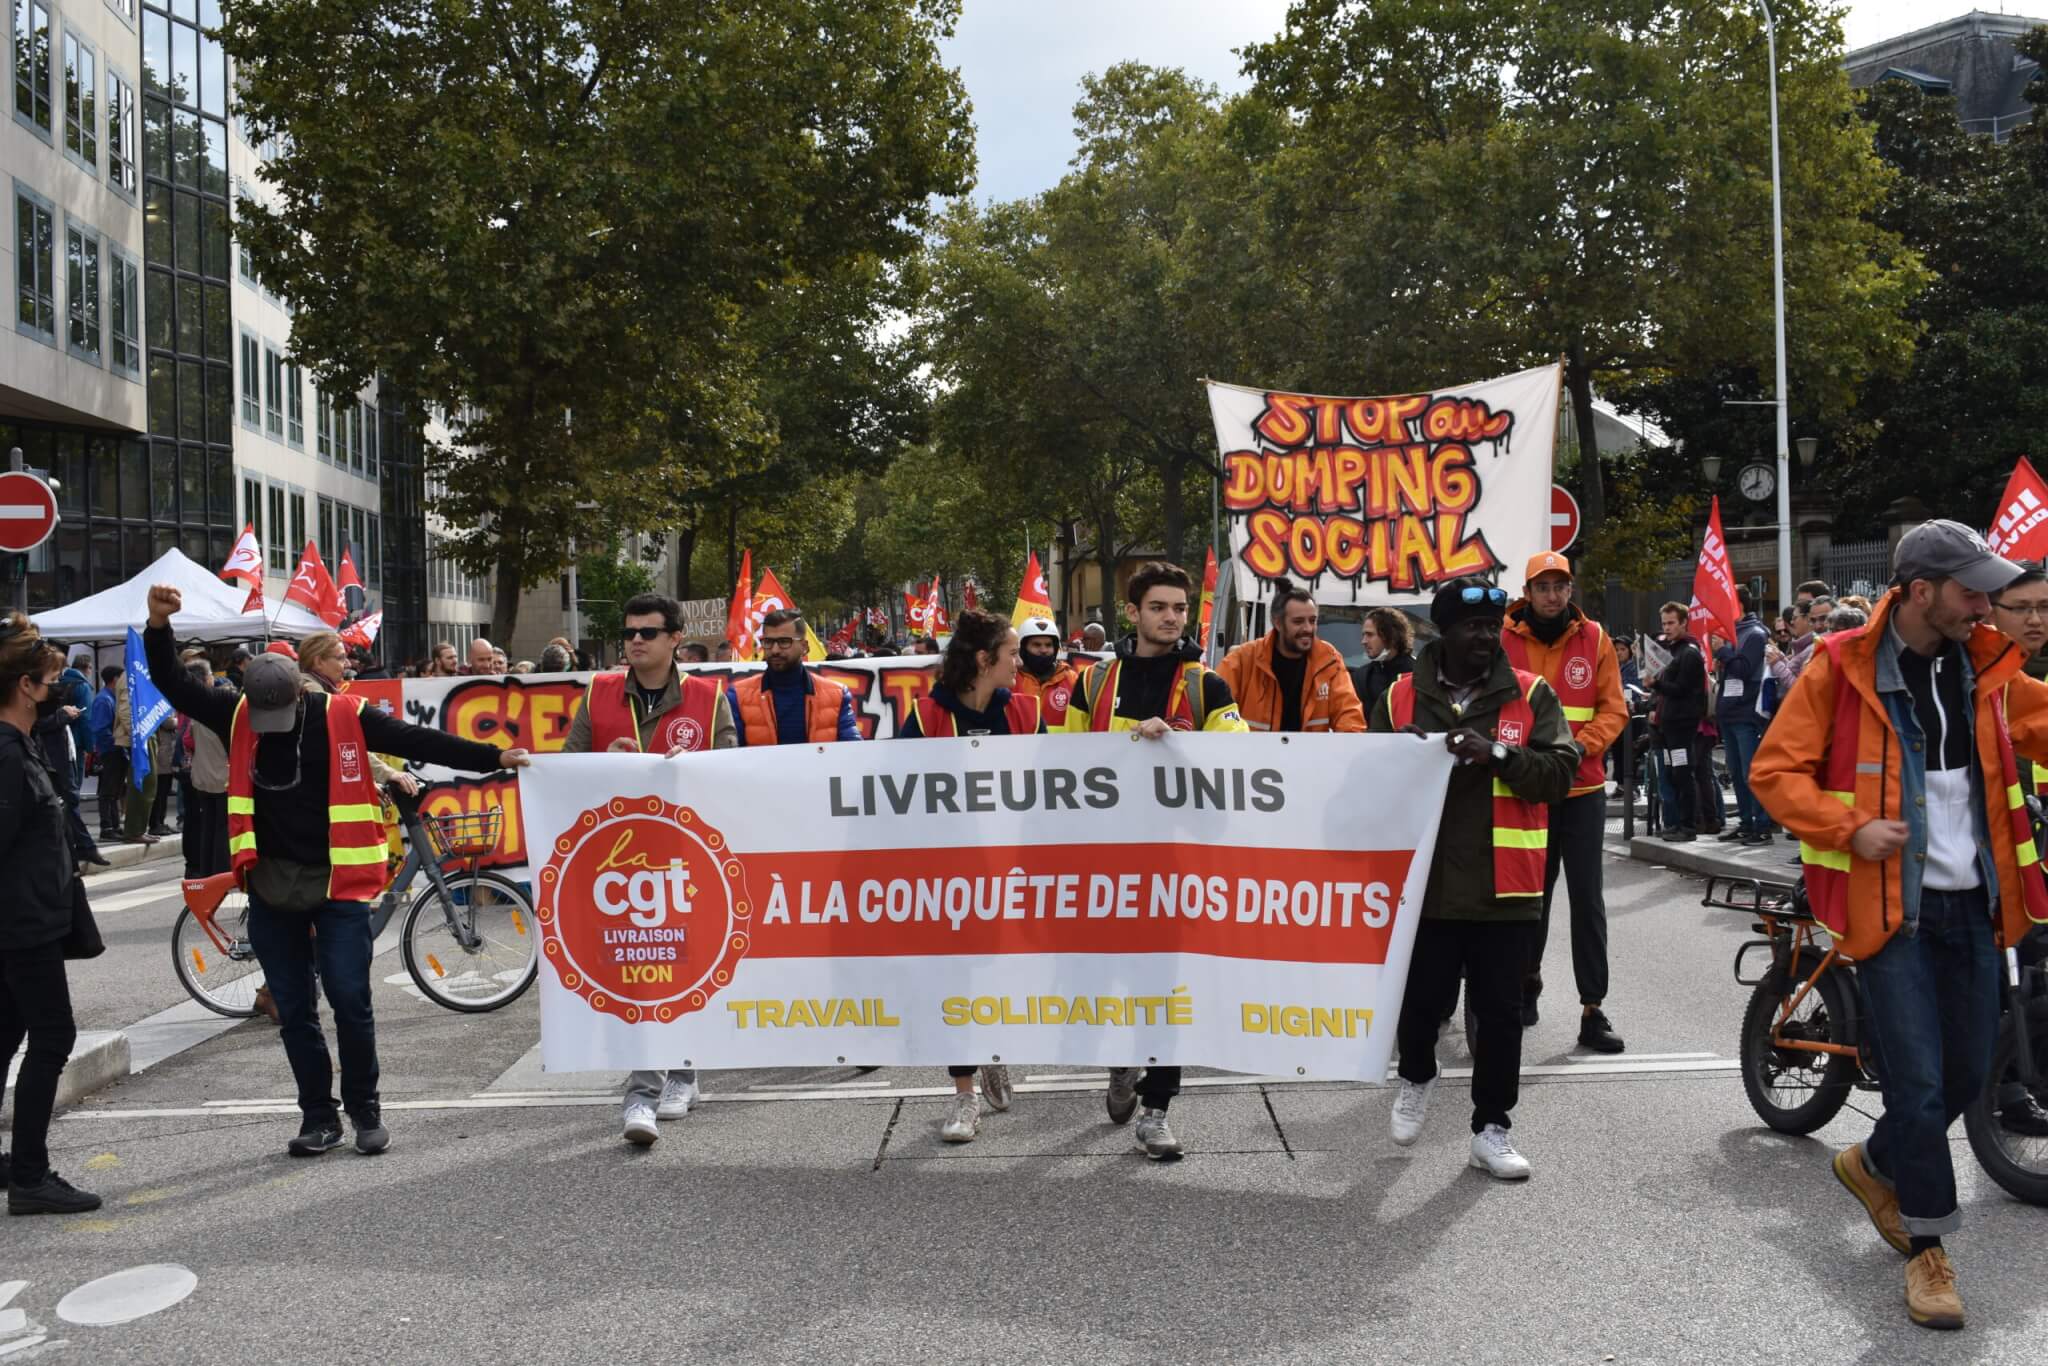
[1206,363,1562,611]
[516,735,1453,1079]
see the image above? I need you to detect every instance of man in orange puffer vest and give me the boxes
[727,609,863,745]
[1751,522,2048,1331]
[1216,578,1365,734]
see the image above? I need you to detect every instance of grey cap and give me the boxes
[241,653,303,733]
[1894,519,2023,594]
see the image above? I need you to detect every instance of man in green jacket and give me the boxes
[1370,577,1579,1179]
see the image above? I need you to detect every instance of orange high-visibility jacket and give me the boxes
[1216,634,1365,734]
[1750,588,2048,960]
[1501,603,1626,796]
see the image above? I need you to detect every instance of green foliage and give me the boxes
[221,0,972,636]
[1575,463,1697,592]
[575,542,659,649]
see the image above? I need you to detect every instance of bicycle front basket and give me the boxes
[425,808,504,859]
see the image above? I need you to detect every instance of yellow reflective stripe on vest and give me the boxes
[227,796,255,815]
[1560,705,1597,723]
[328,845,389,867]
[329,803,383,824]
[2008,782,2027,810]
[229,832,257,854]
[1493,827,1548,850]
[1799,789,1855,873]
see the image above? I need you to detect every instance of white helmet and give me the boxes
[1017,616,1061,642]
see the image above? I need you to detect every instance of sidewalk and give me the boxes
[1607,803,1803,886]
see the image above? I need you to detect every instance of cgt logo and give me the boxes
[536,798,753,1023]
[1497,718,1526,746]
[1565,657,1592,691]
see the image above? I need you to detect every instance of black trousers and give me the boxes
[0,940,78,1184]
[95,750,126,835]
[49,749,99,859]
[1138,1066,1180,1110]
[1530,791,1610,1007]
[1657,723,1699,831]
[184,790,229,879]
[1398,919,1536,1132]
[1693,733,1723,831]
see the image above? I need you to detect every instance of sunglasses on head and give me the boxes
[620,627,670,642]
[1459,586,1508,606]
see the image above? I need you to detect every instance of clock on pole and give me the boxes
[1737,462,1777,503]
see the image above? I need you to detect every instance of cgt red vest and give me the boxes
[226,692,389,903]
[1388,670,1549,899]
[1080,658,1205,732]
[583,671,720,753]
[1013,664,1079,727]
[911,692,1043,738]
[1503,621,1607,796]
[732,672,849,745]
[1800,637,2048,941]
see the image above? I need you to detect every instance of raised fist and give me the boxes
[146,584,182,627]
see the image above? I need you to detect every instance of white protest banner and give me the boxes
[517,735,1453,1080]
[1205,363,1562,610]
[678,597,728,642]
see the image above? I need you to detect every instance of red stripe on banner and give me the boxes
[737,843,1412,965]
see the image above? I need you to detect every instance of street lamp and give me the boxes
[1796,436,1818,469]
[1757,0,1793,608]
[1700,452,1724,484]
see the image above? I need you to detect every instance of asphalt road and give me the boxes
[5,840,2045,1363]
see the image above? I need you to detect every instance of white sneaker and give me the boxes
[621,1100,659,1146]
[940,1091,980,1143]
[1469,1124,1531,1180]
[655,1074,700,1120]
[1390,1077,1435,1146]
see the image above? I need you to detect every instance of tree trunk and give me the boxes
[1565,339,1606,618]
[674,521,698,602]
[1161,454,1186,569]
[1095,512,1120,632]
[491,534,524,644]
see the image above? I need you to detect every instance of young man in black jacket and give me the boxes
[144,585,531,1159]
[1651,602,1709,842]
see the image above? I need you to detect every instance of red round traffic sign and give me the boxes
[0,471,58,553]
[1549,484,1581,554]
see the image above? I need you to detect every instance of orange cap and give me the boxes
[264,640,299,661]
[1523,551,1574,583]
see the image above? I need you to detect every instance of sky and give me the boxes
[941,1,2037,202]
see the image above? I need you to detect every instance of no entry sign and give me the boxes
[0,470,59,553]
[1549,484,1581,554]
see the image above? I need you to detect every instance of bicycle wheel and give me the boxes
[400,870,538,1013]
[171,899,264,1019]
[1963,997,2048,1207]
[1739,959,1856,1134]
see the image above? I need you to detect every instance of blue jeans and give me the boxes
[1858,886,2001,1235]
[1720,717,1766,833]
[247,894,380,1125]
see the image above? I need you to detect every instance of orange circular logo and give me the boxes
[535,797,752,1024]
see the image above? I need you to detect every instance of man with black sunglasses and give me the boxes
[1369,577,1578,1179]
[565,592,735,1146]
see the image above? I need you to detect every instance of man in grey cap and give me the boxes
[143,584,533,1162]
[1753,519,2048,1331]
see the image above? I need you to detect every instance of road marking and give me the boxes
[88,882,188,915]
[54,1264,198,1326]
[1563,1051,1718,1063]
[68,1057,1740,1121]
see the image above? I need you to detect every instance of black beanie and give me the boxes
[1430,577,1507,633]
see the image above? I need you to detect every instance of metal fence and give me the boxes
[1821,540,1892,600]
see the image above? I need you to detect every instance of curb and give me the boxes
[1621,834,1802,885]
[4,1030,131,1112]
[83,832,184,876]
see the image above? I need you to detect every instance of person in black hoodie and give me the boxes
[900,609,1048,1144]
[1349,607,1417,720]
[0,612,102,1214]
[1650,602,1709,841]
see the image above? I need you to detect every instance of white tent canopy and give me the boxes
[32,548,332,644]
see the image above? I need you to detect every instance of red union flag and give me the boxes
[340,611,383,649]
[726,549,755,656]
[750,567,795,644]
[905,580,933,635]
[220,523,263,585]
[284,541,343,626]
[1689,497,1740,644]
[1012,551,1053,623]
[1989,457,2048,562]
[1198,547,1219,649]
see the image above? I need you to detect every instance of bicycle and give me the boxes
[1706,873,2048,1207]
[172,783,539,1018]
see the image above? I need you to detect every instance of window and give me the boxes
[238,330,258,426]
[65,221,101,360]
[62,30,94,169]
[317,496,333,562]
[263,344,283,438]
[364,403,379,480]
[367,515,380,589]
[286,363,303,447]
[13,1,51,135]
[108,244,140,376]
[316,390,331,460]
[348,401,363,474]
[14,186,56,342]
[288,491,305,558]
[265,483,285,571]
[107,0,134,22]
[106,69,135,194]
[243,475,261,540]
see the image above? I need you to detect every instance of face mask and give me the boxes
[1020,651,1056,679]
[34,687,63,719]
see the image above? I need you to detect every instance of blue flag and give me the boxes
[124,626,174,791]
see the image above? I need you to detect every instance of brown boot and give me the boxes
[1905,1247,1964,1330]
[253,985,280,1025]
[1833,1143,1909,1254]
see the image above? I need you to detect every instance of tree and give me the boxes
[575,540,659,651]
[1243,0,1926,576]
[221,0,973,638]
